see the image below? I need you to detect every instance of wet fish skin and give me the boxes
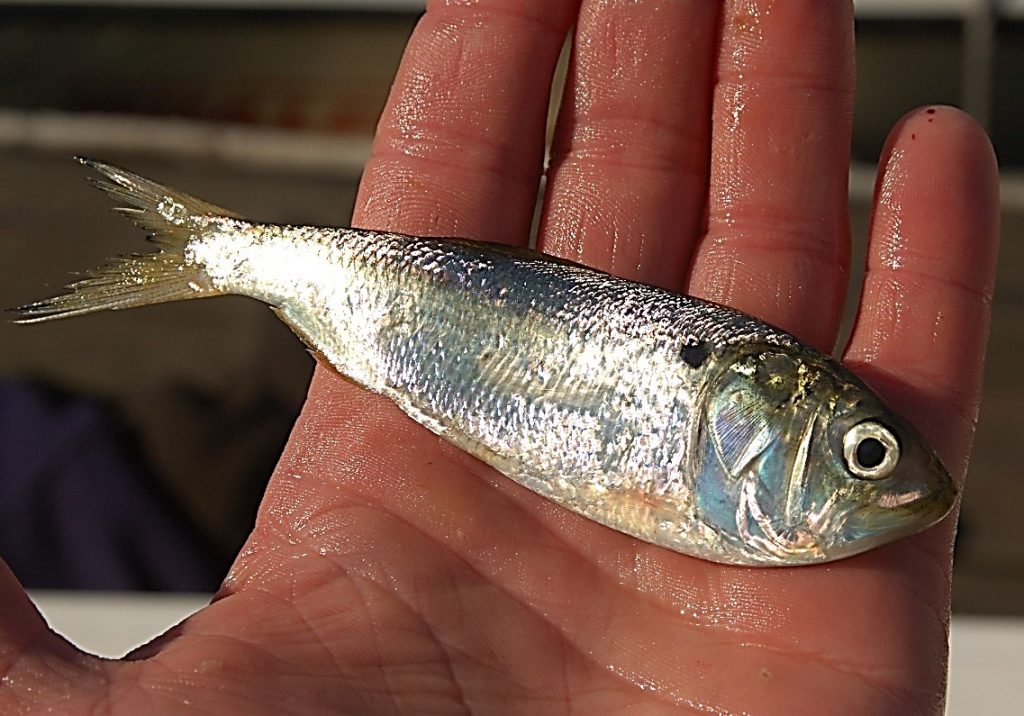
[12,160,956,565]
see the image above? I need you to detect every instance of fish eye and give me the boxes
[843,421,900,480]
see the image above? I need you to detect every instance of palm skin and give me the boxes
[0,1,1000,713]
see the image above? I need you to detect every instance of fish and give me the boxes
[10,159,956,566]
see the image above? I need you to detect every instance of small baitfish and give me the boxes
[12,160,956,566]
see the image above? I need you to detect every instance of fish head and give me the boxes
[806,363,957,562]
[693,344,955,565]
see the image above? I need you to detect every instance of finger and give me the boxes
[844,106,1000,484]
[687,0,855,351]
[354,0,579,245]
[538,0,720,289]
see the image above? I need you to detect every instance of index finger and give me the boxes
[353,0,579,245]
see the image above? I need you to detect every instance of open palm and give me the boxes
[0,1,999,713]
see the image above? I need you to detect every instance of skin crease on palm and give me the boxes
[0,0,1001,713]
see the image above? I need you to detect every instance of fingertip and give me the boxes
[888,104,998,175]
[897,104,995,150]
[869,105,1000,294]
[880,105,999,214]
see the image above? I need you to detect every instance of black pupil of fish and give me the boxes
[856,438,887,469]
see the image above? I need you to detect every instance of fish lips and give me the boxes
[837,450,957,552]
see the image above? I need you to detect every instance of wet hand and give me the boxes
[0,2,998,713]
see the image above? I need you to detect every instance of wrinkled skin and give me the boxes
[0,1,999,714]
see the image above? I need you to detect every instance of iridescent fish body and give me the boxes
[12,161,956,565]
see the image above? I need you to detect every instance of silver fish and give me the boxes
[12,160,955,565]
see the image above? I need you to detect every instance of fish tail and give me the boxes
[10,158,237,324]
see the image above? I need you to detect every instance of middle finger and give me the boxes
[538,0,720,290]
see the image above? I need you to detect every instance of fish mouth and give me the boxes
[861,484,954,532]
[842,461,957,550]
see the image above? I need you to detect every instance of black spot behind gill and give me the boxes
[680,341,710,369]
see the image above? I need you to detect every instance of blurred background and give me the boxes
[0,0,1020,615]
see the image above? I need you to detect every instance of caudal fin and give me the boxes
[10,159,236,323]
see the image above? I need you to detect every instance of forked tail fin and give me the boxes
[10,158,238,323]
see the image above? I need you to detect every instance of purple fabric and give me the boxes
[0,380,220,591]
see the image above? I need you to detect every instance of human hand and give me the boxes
[0,1,999,713]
